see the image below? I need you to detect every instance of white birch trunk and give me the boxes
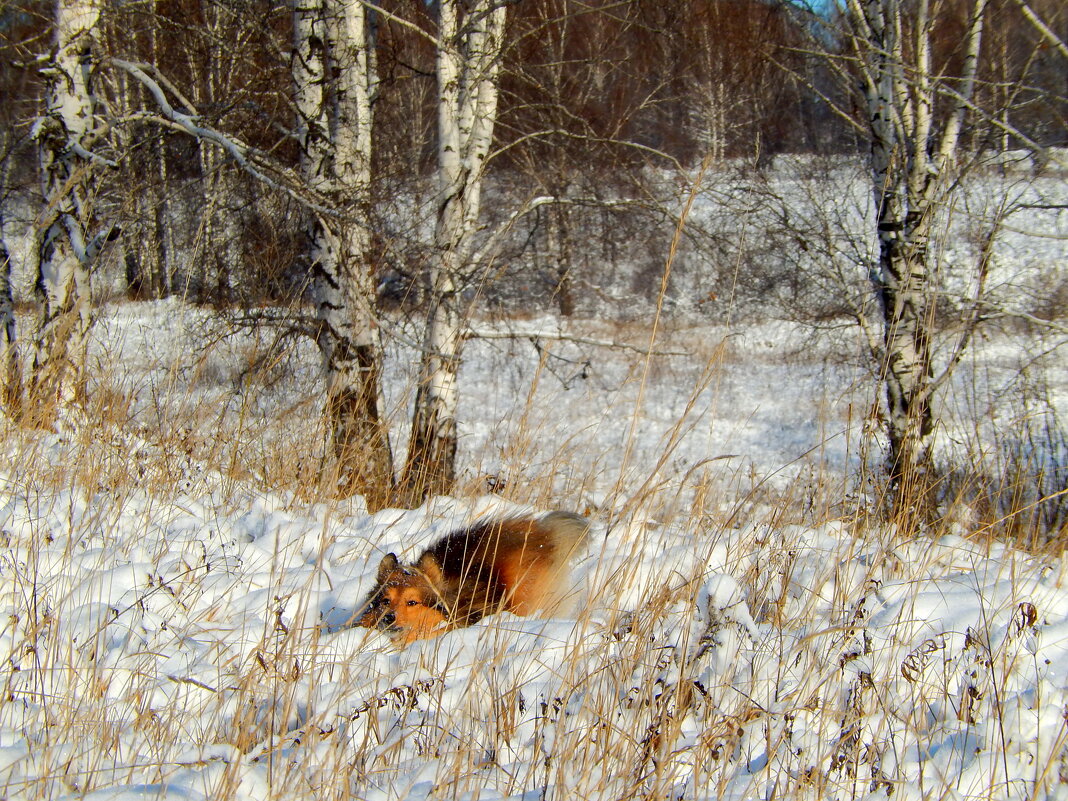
[292,0,393,506]
[0,132,19,412]
[31,0,112,415]
[546,203,575,317]
[0,211,18,412]
[191,4,244,303]
[121,120,170,298]
[849,0,988,511]
[117,6,170,301]
[195,144,243,302]
[696,81,728,164]
[401,0,508,502]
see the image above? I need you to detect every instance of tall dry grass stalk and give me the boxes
[1,285,1065,800]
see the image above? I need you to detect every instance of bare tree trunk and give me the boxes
[0,130,20,413]
[190,1,242,304]
[30,0,114,418]
[292,0,393,508]
[400,0,507,504]
[195,145,243,303]
[547,202,575,317]
[147,130,171,297]
[123,121,170,300]
[115,4,170,301]
[872,197,936,501]
[848,0,988,516]
[0,211,19,413]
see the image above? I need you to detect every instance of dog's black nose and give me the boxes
[380,612,395,627]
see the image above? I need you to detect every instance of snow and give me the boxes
[2,373,1067,799]
[1,170,1066,799]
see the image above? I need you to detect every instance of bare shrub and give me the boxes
[940,370,1068,548]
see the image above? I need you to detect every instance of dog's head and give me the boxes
[357,553,449,643]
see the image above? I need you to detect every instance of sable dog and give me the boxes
[357,512,590,644]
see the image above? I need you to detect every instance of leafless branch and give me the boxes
[469,328,688,357]
[109,58,337,217]
[1009,0,1068,60]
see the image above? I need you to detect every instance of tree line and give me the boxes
[0,0,1065,517]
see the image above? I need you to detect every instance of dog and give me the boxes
[357,511,590,644]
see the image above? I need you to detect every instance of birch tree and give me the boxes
[30,0,116,415]
[189,0,251,302]
[112,79,170,298]
[100,1,393,504]
[0,212,17,412]
[399,0,508,503]
[843,0,989,512]
[292,0,394,507]
[0,129,18,412]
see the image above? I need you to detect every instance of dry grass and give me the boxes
[0,299,1065,800]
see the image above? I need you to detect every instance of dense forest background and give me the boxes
[2,0,1063,307]
[1,0,1065,519]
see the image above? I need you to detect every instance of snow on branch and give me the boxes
[109,58,337,217]
[1010,0,1068,60]
[68,141,117,170]
[358,1,441,48]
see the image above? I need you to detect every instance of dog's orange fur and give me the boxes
[357,512,589,644]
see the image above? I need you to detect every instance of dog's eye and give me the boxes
[406,599,420,607]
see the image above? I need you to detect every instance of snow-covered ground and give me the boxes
[1,296,1066,800]
[1,457,1066,800]
[0,165,1066,800]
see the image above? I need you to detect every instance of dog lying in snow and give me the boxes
[357,512,590,644]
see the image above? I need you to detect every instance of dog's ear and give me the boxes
[415,552,444,586]
[377,553,400,582]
